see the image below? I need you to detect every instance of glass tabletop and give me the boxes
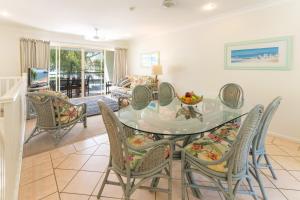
[117,98,249,136]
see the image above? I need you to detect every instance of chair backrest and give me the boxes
[219,83,244,109]
[131,85,152,110]
[26,93,57,128]
[98,101,128,171]
[159,82,176,106]
[254,97,282,151]
[228,105,264,175]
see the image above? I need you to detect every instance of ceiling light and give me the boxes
[0,10,10,17]
[84,28,107,41]
[202,3,217,11]
[162,0,176,8]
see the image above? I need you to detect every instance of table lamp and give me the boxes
[152,64,163,83]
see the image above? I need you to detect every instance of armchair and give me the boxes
[25,91,87,144]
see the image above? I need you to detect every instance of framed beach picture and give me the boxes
[141,51,160,68]
[225,36,293,70]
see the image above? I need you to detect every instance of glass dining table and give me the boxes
[117,97,249,139]
[117,97,251,198]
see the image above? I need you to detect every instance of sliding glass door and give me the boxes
[84,50,105,96]
[49,47,106,98]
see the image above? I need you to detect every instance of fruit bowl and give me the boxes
[177,92,203,105]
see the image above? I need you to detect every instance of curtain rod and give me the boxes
[50,40,126,51]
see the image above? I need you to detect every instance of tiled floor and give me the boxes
[19,134,300,200]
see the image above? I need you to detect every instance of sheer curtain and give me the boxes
[20,38,50,73]
[113,48,127,84]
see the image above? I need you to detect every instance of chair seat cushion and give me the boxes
[209,122,240,143]
[127,134,155,148]
[127,134,170,170]
[184,136,231,173]
[57,104,84,125]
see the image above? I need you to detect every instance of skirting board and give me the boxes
[269,131,300,144]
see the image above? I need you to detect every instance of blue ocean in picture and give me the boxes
[231,47,279,63]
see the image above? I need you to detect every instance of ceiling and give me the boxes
[0,0,283,41]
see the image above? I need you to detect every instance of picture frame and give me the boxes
[141,51,160,68]
[224,36,293,70]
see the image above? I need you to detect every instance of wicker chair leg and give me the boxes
[181,151,187,200]
[97,168,111,199]
[24,127,38,144]
[83,115,87,128]
[54,129,61,145]
[246,175,258,200]
[168,161,172,200]
[264,154,277,180]
[252,153,268,200]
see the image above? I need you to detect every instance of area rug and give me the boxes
[70,95,119,116]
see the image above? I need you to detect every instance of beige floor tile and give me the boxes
[20,161,53,186]
[265,135,274,145]
[262,169,300,190]
[82,156,109,172]
[77,146,99,155]
[55,169,77,192]
[93,134,109,145]
[172,161,182,180]
[50,144,76,160]
[74,138,97,151]
[265,145,289,156]
[57,154,90,170]
[101,184,124,199]
[280,189,300,200]
[260,156,284,170]
[130,189,155,200]
[22,152,52,170]
[277,145,300,157]
[94,144,110,156]
[60,193,90,200]
[64,171,102,195]
[188,188,222,200]
[271,156,300,171]
[41,192,60,200]
[93,173,123,198]
[19,175,57,200]
[256,187,287,200]
[92,173,119,196]
[89,196,119,200]
[156,179,187,200]
[241,171,276,188]
[52,156,67,168]
[288,170,300,181]
[272,137,300,148]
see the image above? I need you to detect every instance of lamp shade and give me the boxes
[152,65,163,75]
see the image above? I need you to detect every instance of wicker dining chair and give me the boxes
[159,82,176,106]
[26,91,87,144]
[131,85,152,110]
[181,105,264,200]
[219,83,244,109]
[97,101,173,200]
[251,97,282,200]
[207,83,245,144]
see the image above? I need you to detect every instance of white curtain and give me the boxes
[20,38,50,73]
[113,48,127,84]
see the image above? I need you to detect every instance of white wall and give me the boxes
[0,21,128,77]
[128,0,300,140]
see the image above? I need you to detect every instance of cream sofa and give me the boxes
[111,75,156,99]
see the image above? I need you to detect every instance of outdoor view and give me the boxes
[50,47,105,97]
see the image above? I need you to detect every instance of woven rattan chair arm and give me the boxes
[127,139,173,152]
